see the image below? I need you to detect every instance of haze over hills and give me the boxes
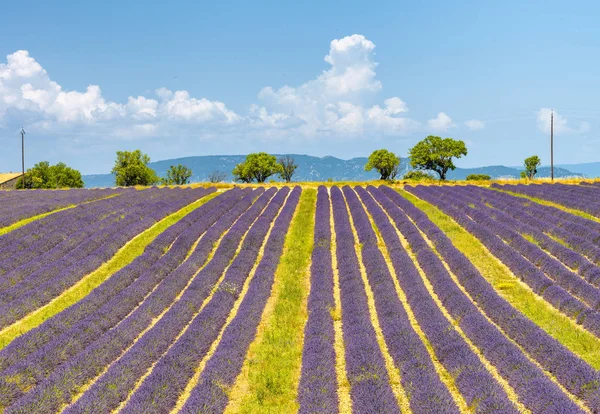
[82,154,588,188]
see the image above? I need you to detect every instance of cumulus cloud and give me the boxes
[465,119,485,131]
[537,108,590,135]
[427,112,454,132]
[255,34,420,137]
[0,38,465,142]
[0,50,239,137]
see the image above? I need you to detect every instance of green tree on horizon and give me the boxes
[162,164,193,185]
[364,149,401,181]
[233,152,283,183]
[111,149,159,187]
[16,161,84,189]
[408,135,467,180]
[522,155,541,180]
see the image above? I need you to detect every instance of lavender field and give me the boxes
[1,183,600,413]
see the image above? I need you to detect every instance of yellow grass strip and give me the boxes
[170,190,291,412]
[224,189,316,414]
[329,188,352,413]
[493,188,600,223]
[62,197,237,411]
[410,216,590,412]
[398,223,522,412]
[400,189,600,369]
[343,191,410,413]
[365,191,470,412]
[0,191,219,350]
[114,190,277,413]
[0,193,121,236]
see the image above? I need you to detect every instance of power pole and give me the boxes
[20,128,25,188]
[550,110,554,181]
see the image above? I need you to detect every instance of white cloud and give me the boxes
[0,39,466,143]
[255,34,420,138]
[465,119,485,131]
[0,50,239,137]
[537,108,590,135]
[427,112,454,132]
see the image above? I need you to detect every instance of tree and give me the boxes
[408,135,467,180]
[111,150,159,187]
[403,170,434,181]
[466,174,491,181]
[278,155,298,183]
[232,163,253,183]
[232,152,283,183]
[208,171,228,183]
[364,149,401,181]
[16,161,84,189]
[523,155,541,180]
[162,164,192,185]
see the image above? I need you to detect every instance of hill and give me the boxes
[82,154,583,187]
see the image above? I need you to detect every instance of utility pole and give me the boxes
[550,110,554,181]
[20,128,25,188]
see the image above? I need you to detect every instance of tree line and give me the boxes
[14,135,543,189]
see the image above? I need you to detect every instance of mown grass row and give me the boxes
[0,192,220,350]
[225,189,316,413]
[400,189,600,369]
[0,193,122,237]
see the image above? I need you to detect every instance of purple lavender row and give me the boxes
[342,186,459,413]
[432,186,600,313]
[400,185,600,409]
[0,193,162,299]
[180,187,302,413]
[0,189,247,375]
[0,192,133,267]
[329,186,400,414]
[373,186,586,412]
[57,189,268,413]
[461,185,600,279]
[297,186,339,414]
[0,188,185,276]
[119,188,288,414]
[447,186,600,289]
[357,187,517,413]
[0,189,249,410]
[468,187,600,278]
[0,188,126,224]
[427,186,600,330]
[0,188,195,275]
[0,188,211,330]
[0,188,124,228]
[407,186,591,323]
[492,183,600,216]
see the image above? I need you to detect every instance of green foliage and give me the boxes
[0,192,218,349]
[364,149,400,180]
[523,155,541,180]
[278,155,298,183]
[466,174,491,181]
[16,161,84,189]
[162,164,193,185]
[403,170,434,181]
[232,152,283,183]
[408,135,468,180]
[227,189,316,413]
[111,150,159,187]
[401,189,600,369]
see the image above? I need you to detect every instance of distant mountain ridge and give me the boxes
[82,154,588,188]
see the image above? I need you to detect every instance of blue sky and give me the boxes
[1,0,599,174]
